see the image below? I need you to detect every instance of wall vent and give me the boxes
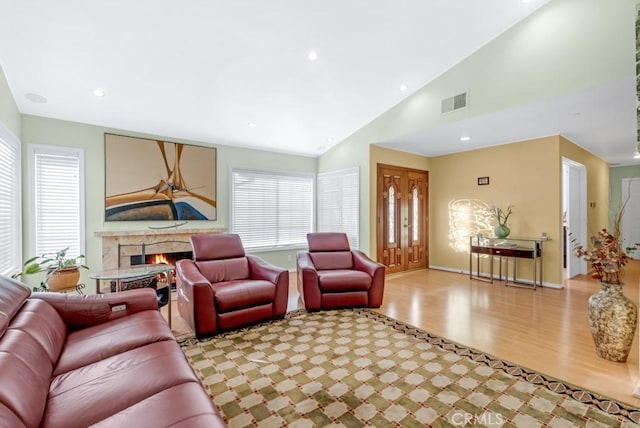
[441,91,468,114]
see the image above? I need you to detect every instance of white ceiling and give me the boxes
[1,0,634,165]
[378,77,638,166]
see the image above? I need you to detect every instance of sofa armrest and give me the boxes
[352,250,386,308]
[247,255,289,316]
[352,250,384,277]
[176,259,217,337]
[296,251,322,311]
[31,288,158,330]
[247,255,287,284]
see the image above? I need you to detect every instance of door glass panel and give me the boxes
[388,186,395,244]
[412,187,419,241]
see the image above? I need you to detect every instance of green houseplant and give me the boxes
[12,247,88,291]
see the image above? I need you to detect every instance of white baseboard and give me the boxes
[428,265,563,289]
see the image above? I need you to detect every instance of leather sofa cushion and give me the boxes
[54,310,175,376]
[90,382,223,427]
[0,402,23,427]
[0,298,67,426]
[213,279,275,313]
[0,276,31,336]
[309,251,354,270]
[318,270,371,292]
[45,340,200,428]
[9,299,67,366]
[196,257,250,283]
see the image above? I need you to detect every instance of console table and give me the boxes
[469,236,546,289]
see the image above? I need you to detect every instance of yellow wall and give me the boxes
[429,136,562,285]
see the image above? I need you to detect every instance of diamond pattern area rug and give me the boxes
[181,309,639,427]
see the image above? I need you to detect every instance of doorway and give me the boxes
[621,177,640,259]
[376,164,428,273]
[562,158,587,279]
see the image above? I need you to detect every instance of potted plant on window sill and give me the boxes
[12,247,88,292]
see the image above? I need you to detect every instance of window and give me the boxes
[231,168,314,250]
[317,167,359,248]
[0,126,21,275]
[29,145,85,259]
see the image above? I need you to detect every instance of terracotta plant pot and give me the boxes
[46,267,80,291]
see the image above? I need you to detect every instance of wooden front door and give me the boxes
[377,164,428,273]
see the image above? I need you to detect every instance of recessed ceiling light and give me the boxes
[93,89,105,97]
[248,122,257,128]
[308,51,318,61]
[25,93,48,103]
[460,136,471,142]
[327,137,333,143]
[399,84,408,92]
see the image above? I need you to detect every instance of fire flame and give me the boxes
[152,254,169,265]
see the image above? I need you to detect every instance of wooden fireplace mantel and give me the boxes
[95,227,226,270]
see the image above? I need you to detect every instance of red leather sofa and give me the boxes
[0,275,225,428]
[297,232,385,310]
[176,233,289,339]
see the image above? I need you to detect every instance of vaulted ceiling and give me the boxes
[0,0,636,165]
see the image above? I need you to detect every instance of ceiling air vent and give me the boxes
[441,91,468,114]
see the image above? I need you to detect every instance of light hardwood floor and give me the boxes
[165,260,640,407]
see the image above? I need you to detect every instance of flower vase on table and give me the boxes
[490,204,512,239]
[494,224,510,238]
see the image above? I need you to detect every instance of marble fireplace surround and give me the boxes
[95,228,227,270]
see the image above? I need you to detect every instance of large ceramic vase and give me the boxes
[494,224,510,238]
[587,282,638,362]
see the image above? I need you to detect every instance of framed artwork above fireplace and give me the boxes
[104,133,217,221]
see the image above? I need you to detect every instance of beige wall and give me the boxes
[20,115,317,284]
[0,64,20,138]
[429,136,562,285]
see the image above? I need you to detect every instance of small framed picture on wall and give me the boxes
[477,176,490,186]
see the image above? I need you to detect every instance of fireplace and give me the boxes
[95,227,226,271]
[130,251,192,267]
[130,250,192,286]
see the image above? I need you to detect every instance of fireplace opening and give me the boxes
[130,251,192,268]
[120,251,193,307]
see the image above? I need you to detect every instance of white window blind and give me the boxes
[231,168,314,250]
[30,146,85,258]
[317,167,359,248]
[0,130,21,275]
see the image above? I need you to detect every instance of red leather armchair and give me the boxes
[297,232,385,311]
[176,233,289,338]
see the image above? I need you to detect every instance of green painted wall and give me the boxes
[20,115,317,286]
[610,164,640,226]
[0,64,20,138]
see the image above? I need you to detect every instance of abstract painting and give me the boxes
[104,134,217,221]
